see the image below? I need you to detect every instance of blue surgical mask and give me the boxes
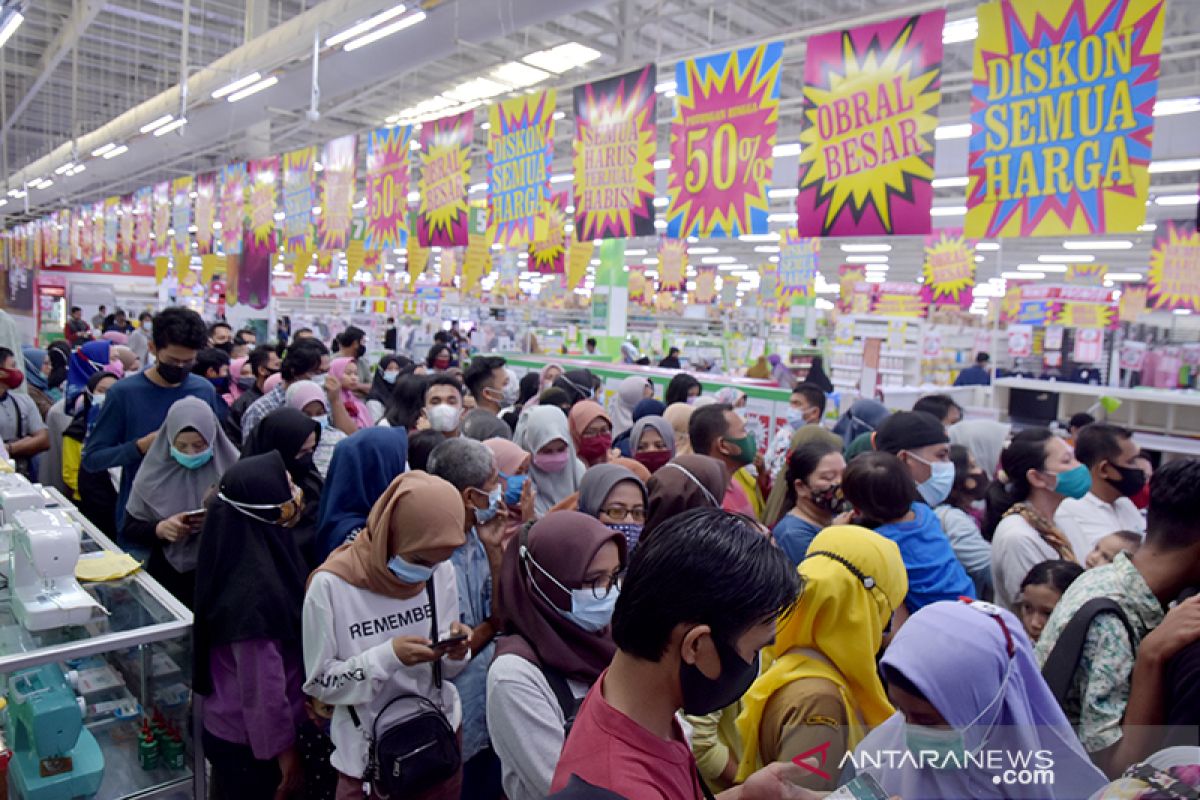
[90,393,106,408]
[313,414,330,429]
[500,473,526,506]
[785,408,807,429]
[387,554,434,584]
[382,370,399,384]
[566,589,619,633]
[474,484,504,527]
[170,446,213,470]
[606,522,643,554]
[1051,463,1092,500]
[908,453,955,506]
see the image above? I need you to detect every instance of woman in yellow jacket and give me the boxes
[735,525,908,791]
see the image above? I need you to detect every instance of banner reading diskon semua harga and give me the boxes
[966,0,1164,238]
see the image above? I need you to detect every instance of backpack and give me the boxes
[1041,597,1136,711]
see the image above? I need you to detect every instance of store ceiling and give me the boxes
[2,0,1199,296]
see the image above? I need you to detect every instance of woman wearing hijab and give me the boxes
[662,402,695,456]
[486,512,626,800]
[485,438,535,540]
[64,340,111,412]
[568,401,612,467]
[737,526,907,790]
[123,397,240,607]
[642,454,727,540]
[242,408,323,567]
[502,373,541,431]
[21,347,53,418]
[769,354,796,390]
[950,419,1011,482]
[554,369,597,407]
[612,398,666,457]
[46,340,71,394]
[628,415,675,476]
[609,376,651,437]
[850,600,1107,800]
[574,463,648,554]
[832,398,890,452]
[745,356,770,380]
[193,452,310,799]
[329,356,371,430]
[539,363,564,391]
[515,406,586,517]
[314,427,409,559]
[287,380,346,478]
[365,355,407,423]
[224,356,249,407]
[804,356,834,394]
[61,371,120,536]
[303,472,473,800]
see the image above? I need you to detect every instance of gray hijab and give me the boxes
[577,464,647,518]
[126,396,240,572]
[630,415,676,456]
[949,419,1011,480]
[515,405,585,516]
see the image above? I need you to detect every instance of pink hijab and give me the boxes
[225,356,249,405]
[330,357,370,429]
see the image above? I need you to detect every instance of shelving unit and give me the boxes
[830,315,924,397]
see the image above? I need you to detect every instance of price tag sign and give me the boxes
[1007,324,1033,358]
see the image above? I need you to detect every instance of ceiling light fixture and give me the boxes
[1002,270,1041,279]
[491,61,550,89]
[227,75,278,103]
[935,123,971,140]
[1149,158,1200,174]
[773,143,801,158]
[90,142,116,157]
[845,255,889,263]
[1063,240,1132,250]
[139,114,174,134]
[739,233,780,243]
[1037,254,1095,263]
[343,11,426,52]
[1107,272,1145,282]
[1155,194,1200,206]
[521,42,601,74]
[930,205,968,216]
[444,77,509,104]
[942,17,978,44]
[1153,98,1200,117]
[327,4,409,47]
[976,242,1000,251]
[1020,263,1066,273]
[153,117,187,136]
[931,176,969,188]
[103,145,129,159]
[212,72,263,99]
[0,9,24,50]
[840,243,892,253]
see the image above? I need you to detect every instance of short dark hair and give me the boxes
[668,347,680,356]
[280,338,328,382]
[98,304,106,310]
[152,307,208,350]
[426,343,453,368]
[783,438,842,510]
[234,327,256,343]
[192,348,231,377]
[612,507,799,661]
[338,326,365,349]
[1069,412,1096,430]
[1020,559,1084,594]
[463,355,506,400]
[689,403,734,457]
[946,444,974,510]
[425,374,463,402]
[975,352,991,365]
[912,394,962,424]
[0,347,14,366]
[1146,459,1200,551]
[841,451,917,527]
[138,311,152,322]
[294,327,313,337]
[665,374,701,406]
[1074,423,1133,469]
[792,382,826,417]
[70,306,81,314]
[538,387,572,415]
[586,337,597,347]
[248,344,276,376]
[407,430,445,472]
[209,321,232,336]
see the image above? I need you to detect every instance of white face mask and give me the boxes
[427,403,461,432]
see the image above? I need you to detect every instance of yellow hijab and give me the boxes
[736,525,908,780]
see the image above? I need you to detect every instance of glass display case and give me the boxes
[0,488,200,800]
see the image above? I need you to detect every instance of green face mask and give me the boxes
[723,433,757,466]
[904,724,966,768]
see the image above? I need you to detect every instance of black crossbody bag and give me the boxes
[348,575,461,798]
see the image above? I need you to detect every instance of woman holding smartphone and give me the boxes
[124,396,238,608]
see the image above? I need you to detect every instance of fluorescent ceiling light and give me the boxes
[1155,194,1200,206]
[227,75,278,103]
[773,143,801,158]
[865,275,887,283]
[154,117,187,136]
[624,249,648,256]
[139,114,174,134]
[864,264,890,271]
[54,163,74,175]
[444,77,509,103]
[1038,254,1095,263]
[343,11,426,52]
[1138,223,1157,232]
[654,80,677,94]
[1149,158,1200,174]
[942,17,978,44]
[688,247,718,255]
[212,72,263,99]
[932,176,969,188]
[754,246,780,253]
[1064,240,1132,250]
[1153,98,1200,117]
[1174,309,1193,315]
[103,145,129,159]
[702,256,735,264]
[931,205,967,216]
[521,42,601,74]
[491,61,550,89]
[550,173,572,184]
[935,124,971,140]
[845,255,889,263]
[840,243,891,253]
[0,11,24,49]
[653,219,667,229]
[768,187,799,199]
[1107,273,1144,281]
[767,212,798,222]
[326,4,409,47]
[739,233,779,242]
[1021,263,1066,273]
[976,242,1000,251]
[90,142,116,157]
[652,197,668,208]
[1002,270,1041,279]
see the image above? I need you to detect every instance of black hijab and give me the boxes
[47,340,71,390]
[805,355,834,393]
[554,369,595,405]
[367,355,409,410]
[241,408,323,503]
[193,452,309,695]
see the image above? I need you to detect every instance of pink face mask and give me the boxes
[533,450,571,473]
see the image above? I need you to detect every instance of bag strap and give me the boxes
[539,664,579,731]
[1041,597,1136,707]
[696,765,717,800]
[427,575,441,689]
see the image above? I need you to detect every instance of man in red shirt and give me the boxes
[551,508,810,799]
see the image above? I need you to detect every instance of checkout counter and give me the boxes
[0,472,198,800]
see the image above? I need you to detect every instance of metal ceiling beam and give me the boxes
[4,0,106,135]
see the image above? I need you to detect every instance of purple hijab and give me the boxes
[852,600,1106,800]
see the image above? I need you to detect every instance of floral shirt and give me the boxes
[1035,552,1164,753]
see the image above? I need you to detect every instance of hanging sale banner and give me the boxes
[667,42,783,238]
[1066,263,1108,285]
[922,229,975,307]
[117,197,133,262]
[320,135,357,251]
[529,192,568,274]
[965,0,1164,238]
[364,125,412,253]
[219,163,247,255]
[461,232,490,296]
[248,157,278,250]
[91,203,105,265]
[194,174,216,255]
[282,147,316,255]
[103,197,120,265]
[1057,301,1114,328]
[694,265,718,304]
[628,266,649,304]
[566,240,594,290]
[488,89,557,247]
[1148,220,1200,311]
[152,182,171,257]
[418,110,473,247]
[573,65,658,241]
[797,11,944,236]
[838,264,867,312]
[873,281,928,317]
[171,176,193,258]
[133,188,152,262]
[657,238,688,291]
[777,231,819,302]
[1119,283,1149,322]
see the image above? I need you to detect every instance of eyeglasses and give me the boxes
[522,546,625,599]
[600,506,645,522]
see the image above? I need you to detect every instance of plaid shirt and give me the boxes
[240,384,288,439]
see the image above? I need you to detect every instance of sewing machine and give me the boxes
[6,664,105,800]
[10,509,101,631]
[0,473,52,525]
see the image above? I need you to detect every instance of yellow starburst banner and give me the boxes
[1149,221,1200,311]
[572,65,658,240]
[797,11,944,236]
[922,229,975,307]
[1119,284,1148,322]
[566,240,594,290]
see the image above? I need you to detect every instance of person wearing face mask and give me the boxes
[985,428,1092,612]
[933,444,994,600]
[123,397,239,608]
[427,342,455,372]
[874,410,959,510]
[0,346,49,478]
[772,439,846,566]
[363,355,406,424]
[642,454,727,540]
[424,374,465,438]
[224,344,282,446]
[224,356,250,407]
[550,508,809,798]
[765,383,826,480]
[610,376,653,437]
[737,526,907,791]
[1054,423,1147,547]
[193,452,311,800]
[849,600,1107,800]
[487,512,627,800]
[665,373,702,407]
[690,403,764,520]
[303,472,472,799]
[462,356,516,441]
[61,371,120,536]
[569,401,613,468]
[427,438,511,797]
[574,464,648,555]
[629,415,675,476]
[193,347,233,422]
[286,381,346,479]
[515,406,586,516]
[842,451,976,613]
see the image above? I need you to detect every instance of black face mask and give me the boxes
[1106,462,1146,498]
[808,483,844,513]
[214,342,234,355]
[156,362,189,385]
[236,376,256,391]
[679,634,760,715]
[209,375,230,393]
[965,471,990,500]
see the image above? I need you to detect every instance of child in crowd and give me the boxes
[1085,530,1142,569]
[1018,559,1084,643]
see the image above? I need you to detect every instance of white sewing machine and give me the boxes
[0,473,54,581]
[10,508,101,631]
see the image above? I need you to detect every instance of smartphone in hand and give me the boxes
[430,634,469,655]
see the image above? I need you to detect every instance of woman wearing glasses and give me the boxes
[576,463,648,554]
[486,511,626,800]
